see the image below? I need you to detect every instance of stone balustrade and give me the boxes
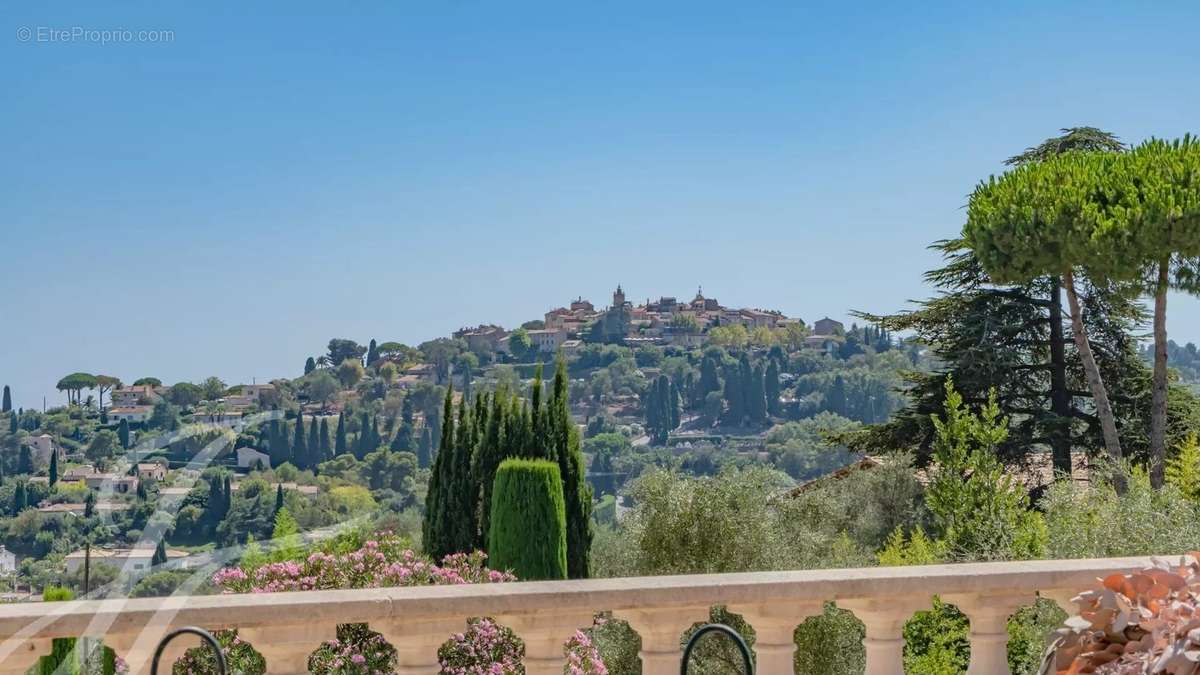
[0,556,1155,675]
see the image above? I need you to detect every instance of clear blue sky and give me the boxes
[3,1,1199,410]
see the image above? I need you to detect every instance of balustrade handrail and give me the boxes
[0,555,1156,640]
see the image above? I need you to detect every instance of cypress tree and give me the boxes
[424,386,456,559]
[668,379,681,430]
[292,414,308,469]
[488,458,567,581]
[49,450,59,486]
[829,375,848,417]
[304,357,316,375]
[136,479,148,501]
[765,360,782,417]
[335,413,347,456]
[549,359,593,578]
[698,355,722,401]
[367,339,379,367]
[308,417,319,464]
[354,412,373,459]
[8,412,15,435]
[17,445,33,475]
[418,426,433,469]
[274,484,285,514]
[118,418,130,449]
[391,395,415,452]
[451,396,478,550]
[152,539,167,566]
[84,490,95,518]
[221,476,232,520]
[748,363,767,424]
[1,385,10,413]
[13,482,27,514]
[268,419,290,468]
[473,388,512,549]
[529,365,545,457]
[318,418,332,465]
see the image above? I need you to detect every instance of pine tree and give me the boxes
[49,449,58,486]
[1,385,10,413]
[549,359,592,578]
[335,413,347,456]
[292,414,308,469]
[488,459,568,580]
[304,357,316,375]
[118,418,130,449]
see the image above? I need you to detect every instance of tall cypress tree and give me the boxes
[529,365,545,457]
[13,482,27,514]
[391,395,415,452]
[335,412,347,456]
[49,449,59,486]
[367,339,379,367]
[548,359,592,578]
[304,357,316,375]
[1,385,10,413]
[8,412,16,435]
[118,418,130,449]
[424,386,457,559]
[748,364,767,425]
[318,418,332,465]
[17,445,33,475]
[418,426,433,469]
[473,388,512,549]
[451,396,478,550]
[274,483,285,514]
[292,414,308,469]
[765,360,782,417]
[307,418,320,466]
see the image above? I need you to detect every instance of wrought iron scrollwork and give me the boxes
[152,626,226,675]
[680,623,754,675]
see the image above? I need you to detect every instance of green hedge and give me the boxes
[488,458,568,580]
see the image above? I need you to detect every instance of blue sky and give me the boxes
[3,1,1199,410]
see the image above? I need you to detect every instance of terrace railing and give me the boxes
[0,556,1154,675]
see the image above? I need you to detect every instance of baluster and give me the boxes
[730,601,823,675]
[944,591,1031,675]
[615,606,708,675]
[0,637,52,675]
[496,609,597,675]
[239,623,336,674]
[377,617,467,675]
[841,596,928,675]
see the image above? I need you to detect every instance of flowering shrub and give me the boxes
[192,532,604,675]
[1041,553,1200,674]
[173,630,264,675]
[438,618,525,675]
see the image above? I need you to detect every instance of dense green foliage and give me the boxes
[488,458,568,580]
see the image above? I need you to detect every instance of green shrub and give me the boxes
[794,603,864,675]
[488,458,568,580]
